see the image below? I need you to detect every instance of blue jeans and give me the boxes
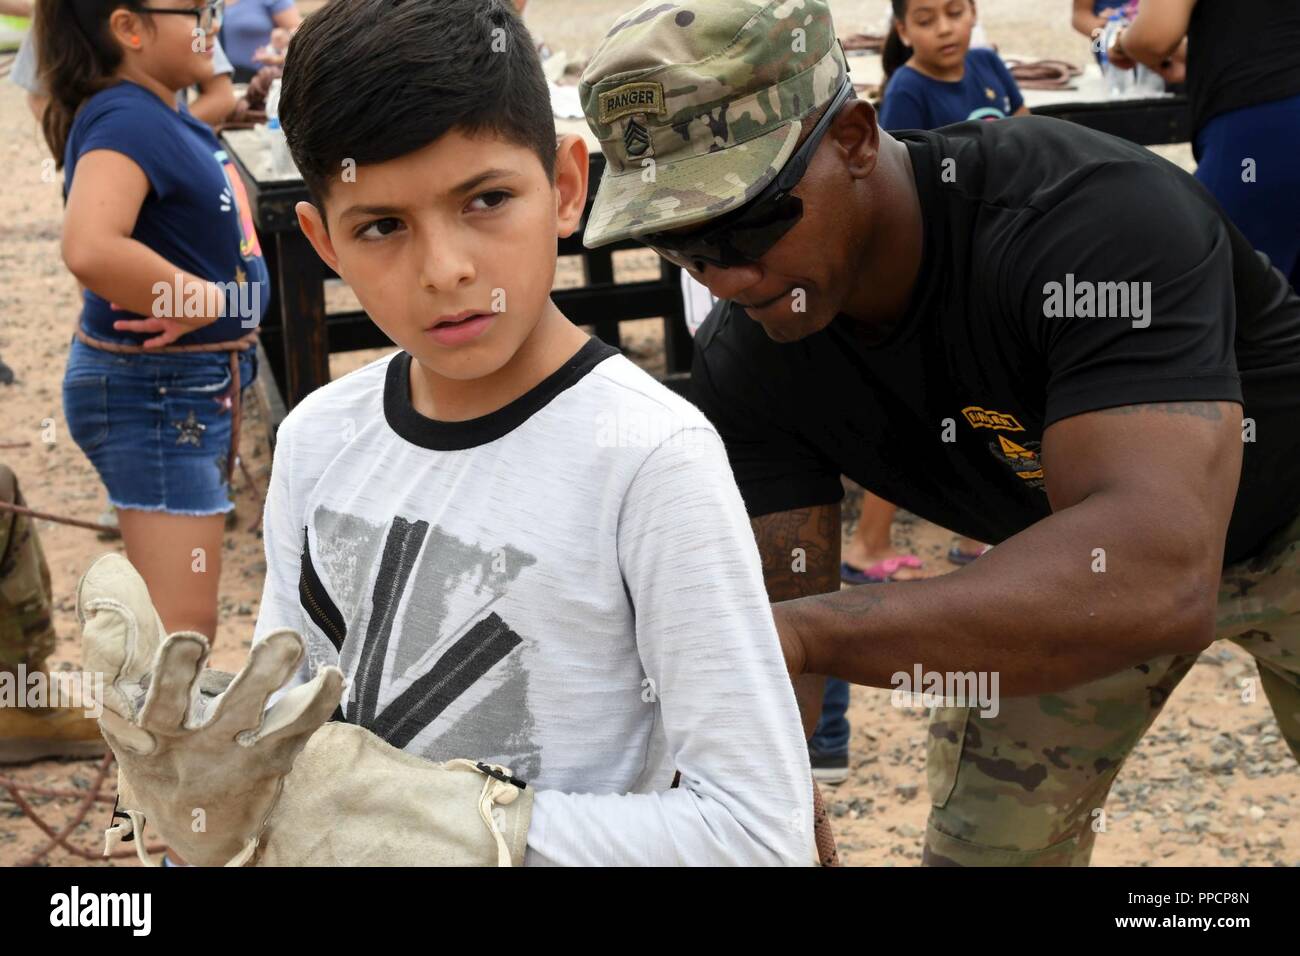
[62,333,258,515]
[810,677,850,755]
[1194,90,1300,291]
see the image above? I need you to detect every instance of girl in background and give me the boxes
[40,0,267,642]
[880,0,1029,128]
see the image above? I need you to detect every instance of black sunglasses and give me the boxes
[641,78,855,271]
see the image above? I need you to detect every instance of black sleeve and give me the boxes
[1004,162,1243,428]
[689,302,845,518]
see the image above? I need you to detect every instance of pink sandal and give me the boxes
[840,554,923,584]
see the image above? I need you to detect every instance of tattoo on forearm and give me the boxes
[819,584,884,619]
[751,505,840,601]
[1096,401,1225,421]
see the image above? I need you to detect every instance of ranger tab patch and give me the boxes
[599,81,667,123]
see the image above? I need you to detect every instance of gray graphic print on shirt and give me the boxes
[307,503,541,776]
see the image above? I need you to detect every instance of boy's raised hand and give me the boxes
[77,552,344,867]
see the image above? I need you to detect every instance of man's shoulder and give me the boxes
[933,116,1211,233]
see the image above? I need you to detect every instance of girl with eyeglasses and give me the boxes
[37,0,268,647]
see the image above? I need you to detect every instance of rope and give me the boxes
[1004,58,1083,90]
[0,753,167,865]
[0,499,122,538]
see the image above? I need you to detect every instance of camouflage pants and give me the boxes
[924,508,1300,866]
[0,464,57,676]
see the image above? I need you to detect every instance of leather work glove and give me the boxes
[77,553,532,867]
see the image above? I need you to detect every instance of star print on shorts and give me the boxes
[172,410,207,446]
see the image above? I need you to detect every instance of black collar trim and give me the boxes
[383,336,619,450]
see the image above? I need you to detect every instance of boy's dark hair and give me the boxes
[279,0,558,215]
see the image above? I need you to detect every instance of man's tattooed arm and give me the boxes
[751,504,841,601]
[1095,401,1224,420]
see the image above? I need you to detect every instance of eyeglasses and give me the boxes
[641,78,855,272]
[137,0,225,36]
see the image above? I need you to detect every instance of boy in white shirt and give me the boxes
[245,0,813,865]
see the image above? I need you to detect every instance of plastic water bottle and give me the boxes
[1101,16,1132,99]
[263,78,298,179]
[1133,61,1167,96]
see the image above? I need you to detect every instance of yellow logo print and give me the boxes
[962,406,1025,432]
[998,436,1043,479]
[997,435,1033,459]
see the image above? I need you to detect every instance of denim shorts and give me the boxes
[61,333,259,516]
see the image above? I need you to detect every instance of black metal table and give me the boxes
[1031,93,1190,146]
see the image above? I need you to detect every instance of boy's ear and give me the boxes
[554,134,589,240]
[295,201,341,273]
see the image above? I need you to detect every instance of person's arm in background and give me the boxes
[7,31,48,123]
[0,0,33,15]
[1108,0,1194,72]
[271,0,301,32]
[251,2,301,66]
[188,37,236,128]
[1071,0,1117,39]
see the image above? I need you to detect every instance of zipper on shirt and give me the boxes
[298,528,346,652]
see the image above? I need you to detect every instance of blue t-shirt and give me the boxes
[220,0,293,73]
[879,48,1025,131]
[63,81,269,346]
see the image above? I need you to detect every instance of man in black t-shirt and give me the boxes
[580,0,1300,865]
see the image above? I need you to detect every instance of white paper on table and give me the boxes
[681,272,718,338]
[549,82,584,119]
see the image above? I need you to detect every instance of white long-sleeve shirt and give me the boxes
[251,337,814,865]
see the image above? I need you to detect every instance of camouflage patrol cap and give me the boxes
[579,0,848,248]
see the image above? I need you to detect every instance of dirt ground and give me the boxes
[0,2,1292,866]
